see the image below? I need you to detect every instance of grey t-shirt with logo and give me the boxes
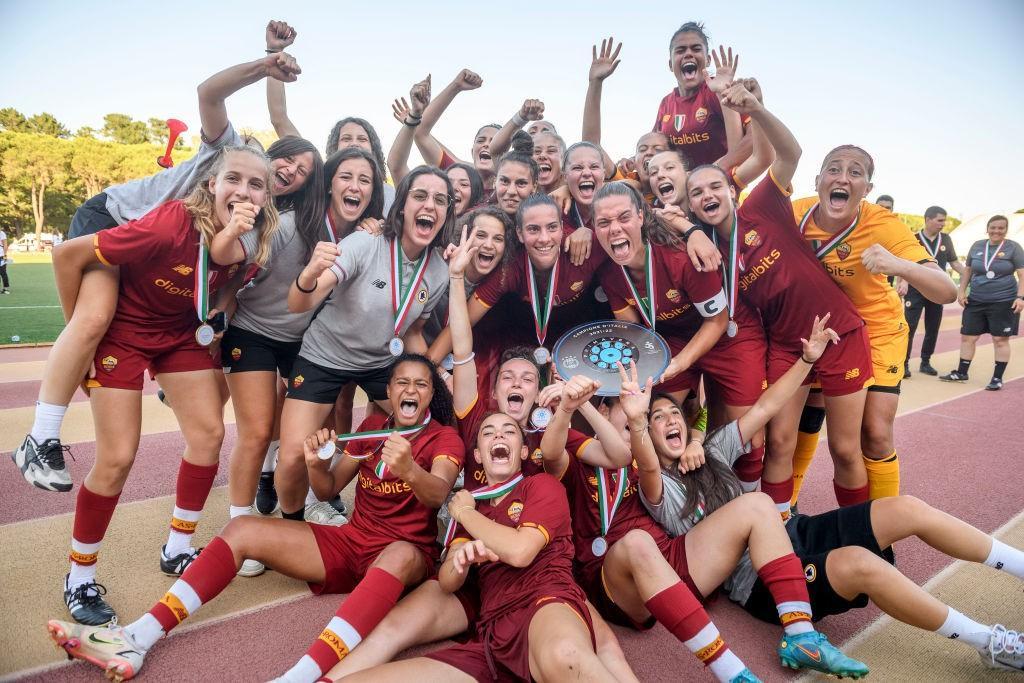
[965,239,1024,303]
[300,231,448,371]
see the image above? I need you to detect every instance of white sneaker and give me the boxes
[982,624,1024,672]
[47,619,147,681]
[304,500,348,526]
[237,558,266,577]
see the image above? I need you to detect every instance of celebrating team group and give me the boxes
[12,17,1024,683]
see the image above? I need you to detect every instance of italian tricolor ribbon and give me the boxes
[619,243,657,330]
[984,240,1005,273]
[798,203,860,260]
[918,232,941,260]
[341,413,432,480]
[391,238,431,340]
[442,473,525,547]
[526,251,559,346]
[711,215,742,320]
[194,239,210,323]
[324,211,339,243]
[596,466,629,537]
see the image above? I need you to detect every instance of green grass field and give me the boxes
[0,263,65,344]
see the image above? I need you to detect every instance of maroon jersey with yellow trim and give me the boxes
[653,83,728,168]
[94,200,240,331]
[726,175,865,346]
[455,395,592,488]
[474,247,610,345]
[450,474,583,625]
[343,414,464,550]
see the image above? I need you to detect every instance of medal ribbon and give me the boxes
[619,243,657,330]
[526,251,559,346]
[596,466,629,537]
[194,239,210,323]
[983,240,1005,274]
[442,473,525,546]
[324,212,338,243]
[391,238,431,339]
[711,215,741,321]
[798,203,860,260]
[339,414,432,481]
[918,232,941,260]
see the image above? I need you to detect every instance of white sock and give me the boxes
[936,607,991,651]
[263,440,279,472]
[31,401,67,442]
[985,539,1024,579]
[738,479,759,493]
[278,654,323,683]
[165,507,200,556]
[305,488,320,506]
[707,649,746,682]
[67,561,98,590]
[124,613,164,651]
[778,600,815,636]
[229,505,252,519]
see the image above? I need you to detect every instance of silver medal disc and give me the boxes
[442,354,455,372]
[594,286,608,303]
[195,324,216,347]
[986,270,995,279]
[591,536,608,557]
[317,440,337,461]
[533,347,551,365]
[531,407,552,429]
[553,320,671,397]
[389,337,405,356]
[727,320,738,338]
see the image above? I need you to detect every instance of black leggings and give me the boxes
[905,293,942,363]
[0,262,8,289]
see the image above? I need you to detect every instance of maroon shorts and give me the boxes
[767,326,873,397]
[87,323,219,391]
[577,533,704,630]
[660,333,767,406]
[426,593,594,682]
[306,523,436,595]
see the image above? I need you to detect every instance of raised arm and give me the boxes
[447,227,481,413]
[730,79,774,188]
[302,429,361,500]
[199,51,300,142]
[414,69,482,166]
[209,202,259,265]
[387,76,431,185]
[582,37,623,179]
[615,361,662,504]
[539,375,602,476]
[720,81,801,190]
[264,20,301,139]
[287,241,339,312]
[489,98,545,158]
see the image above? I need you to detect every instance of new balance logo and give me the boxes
[949,632,960,639]
[844,368,861,380]
[371,279,387,289]
[172,264,194,275]
[996,561,1004,570]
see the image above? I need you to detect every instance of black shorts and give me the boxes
[221,325,302,377]
[69,192,118,238]
[961,300,1019,337]
[286,355,390,404]
[741,502,894,622]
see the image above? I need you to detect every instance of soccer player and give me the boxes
[47,354,464,682]
[533,130,566,194]
[793,145,957,499]
[875,194,894,211]
[941,215,1024,390]
[639,321,1024,674]
[345,411,620,682]
[492,137,540,220]
[44,145,280,625]
[276,167,453,521]
[900,205,965,377]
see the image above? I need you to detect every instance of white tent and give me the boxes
[950,212,1024,258]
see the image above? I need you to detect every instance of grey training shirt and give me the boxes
[299,231,448,371]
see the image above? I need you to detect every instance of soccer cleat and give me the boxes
[986,378,1003,391]
[903,362,911,378]
[255,471,279,515]
[64,575,117,626]
[939,370,968,383]
[918,362,938,376]
[729,668,762,682]
[160,545,201,577]
[12,434,73,492]
[328,493,349,517]
[237,558,265,577]
[47,619,146,681]
[982,624,1024,672]
[304,500,348,526]
[778,631,869,678]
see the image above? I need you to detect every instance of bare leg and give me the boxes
[960,334,979,361]
[869,496,992,562]
[822,389,869,489]
[861,390,898,460]
[992,336,1011,363]
[341,658,475,683]
[277,398,335,514]
[158,370,226,468]
[764,386,811,485]
[587,602,641,683]
[528,602,616,682]
[224,371,278,507]
[85,388,142,495]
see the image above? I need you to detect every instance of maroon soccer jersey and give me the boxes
[558,456,670,569]
[456,395,592,488]
[450,474,583,626]
[653,82,728,168]
[343,415,464,550]
[727,176,865,346]
[94,200,240,331]
[474,247,610,345]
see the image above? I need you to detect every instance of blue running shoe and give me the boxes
[778,631,869,678]
[729,668,762,682]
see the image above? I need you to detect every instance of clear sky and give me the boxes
[2,0,1021,220]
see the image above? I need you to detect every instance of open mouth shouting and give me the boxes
[609,237,631,262]
[475,249,496,270]
[488,441,511,465]
[478,150,493,164]
[505,392,526,416]
[398,397,420,420]
[577,179,596,201]
[657,181,677,204]
[700,198,723,222]
[665,427,683,450]
[680,60,699,80]
[828,188,850,212]
[274,170,292,192]
[413,212,437,240]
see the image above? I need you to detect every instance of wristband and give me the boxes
[451,352,475,366]
[295,274,317,293]
[800,354,815,365]
[403,117,421,127]
[511,112,527,127]
[681,225,703,242]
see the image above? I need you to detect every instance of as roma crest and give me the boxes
[835,242,852,260]
[507,501,524,523]
[101,355,118,372]
[744,230,762,248]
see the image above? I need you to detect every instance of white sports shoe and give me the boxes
[237,558,266,577]
[47,619,147,681]
[304,500,348,526]
[982,624,1024,672]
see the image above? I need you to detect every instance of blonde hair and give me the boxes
[183,145,279,266]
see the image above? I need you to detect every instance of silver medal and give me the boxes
[531,407,552,429]
[591,536,608,557]
[594,286,608,303]
[317,440,337,461]
[442,354,455,372]
[986,270,995,279]
[726,320,738,338]
[195,324,216,347]
[533,346,551,365]
[389,337,405,356]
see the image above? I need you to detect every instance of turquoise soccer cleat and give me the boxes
[729,667,763,682]
[778,631,870,678]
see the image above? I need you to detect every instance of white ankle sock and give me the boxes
[707,649,746,682]
[31,402,67,442]
[263,441,279,471]
[124,613,164,651]
[985,539,1024,579]
[229,505,252,519]
[67,562,98,590]
[305,488,320,506]
[936,607,991,651]
[738,479,759,493]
